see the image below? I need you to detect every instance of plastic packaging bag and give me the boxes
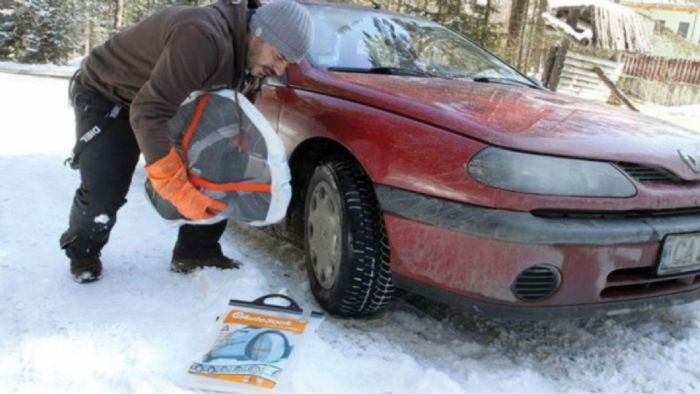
[181,294,324,392]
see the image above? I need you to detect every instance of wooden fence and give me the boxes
[621,54,700,85]
[554,51,624,102]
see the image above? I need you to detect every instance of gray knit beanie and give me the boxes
[249,0,313,63]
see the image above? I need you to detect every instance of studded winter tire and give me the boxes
[304,155,394,317]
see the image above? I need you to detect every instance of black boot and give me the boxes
[170,254,241,273]
[171,221,237,273]
[70,256,103,283]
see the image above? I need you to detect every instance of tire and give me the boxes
[304,155,394,317]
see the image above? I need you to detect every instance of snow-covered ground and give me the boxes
[639,103,700,134]
[2,71,700,394]
[0,60,78,78]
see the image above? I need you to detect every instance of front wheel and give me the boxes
[304,156,394,317]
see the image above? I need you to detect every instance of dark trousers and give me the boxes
[60,77,227,260]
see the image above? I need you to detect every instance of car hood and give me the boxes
[309,72,700,181]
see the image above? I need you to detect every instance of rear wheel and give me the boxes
[304,155,394,317]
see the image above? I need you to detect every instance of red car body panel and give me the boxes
[274,86,488,203]
[293,64,700,182]
[282,62,700,212]
[385,215,672,304]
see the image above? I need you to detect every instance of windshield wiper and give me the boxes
[471,76,540,89]
[326,67,541,88]
[327,66,438,78]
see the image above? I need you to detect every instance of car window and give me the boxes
[305,4,528,82]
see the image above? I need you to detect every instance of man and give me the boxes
[60,0,313,283]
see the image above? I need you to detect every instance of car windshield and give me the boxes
[305,4,531,84]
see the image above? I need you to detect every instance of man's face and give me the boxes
[247,34,291,78]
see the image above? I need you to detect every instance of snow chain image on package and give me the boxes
[183,295,324,392]
[145,90,291,226]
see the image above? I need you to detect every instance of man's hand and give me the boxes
[146,147,226,220]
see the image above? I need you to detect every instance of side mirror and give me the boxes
[264,73,288,87]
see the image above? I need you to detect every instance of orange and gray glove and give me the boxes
[146,147,227,220]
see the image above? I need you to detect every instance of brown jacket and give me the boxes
[80,0,250,163]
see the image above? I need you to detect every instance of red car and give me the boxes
[253,2,700,318]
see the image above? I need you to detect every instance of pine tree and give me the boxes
[11,0,40,62]
[3,0,79,63]
[0,2,17,60]
[0,0,210,63]
[37,0,78,63]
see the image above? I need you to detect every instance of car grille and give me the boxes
[600,267,700,299]
[511,265,561,302]
[616,162,684,183]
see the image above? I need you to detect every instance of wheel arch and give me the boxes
[286,138,373,243]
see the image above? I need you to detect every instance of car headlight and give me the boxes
[467,147,637,197]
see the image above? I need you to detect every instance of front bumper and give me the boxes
[376,185,700,319]
[376,186,700,245]
[393,273,700,319]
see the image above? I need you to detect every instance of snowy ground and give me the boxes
[1,71,700,394]
[638,103,700,134]
[0,60,78,78]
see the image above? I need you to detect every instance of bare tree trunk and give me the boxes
[481,0,492,44]
[523,0,540,73]
[113,0,125,33]
[508,0,529,66]
[514,0,530,68]
[108,0,113,29]
[84,18,91,57]
[533,0,548,76]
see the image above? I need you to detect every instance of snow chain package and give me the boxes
[145,90,291,226]
[182,295,324,392]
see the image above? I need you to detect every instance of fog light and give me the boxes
[511,265,562,302]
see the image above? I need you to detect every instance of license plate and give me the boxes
[658,233,700,275]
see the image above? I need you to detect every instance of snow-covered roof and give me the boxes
[622,0,700,11]
[547,0,653,53]
[622,0,698,5]
[550,0,639,15]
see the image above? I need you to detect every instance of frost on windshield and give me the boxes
[306,5,529,83]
